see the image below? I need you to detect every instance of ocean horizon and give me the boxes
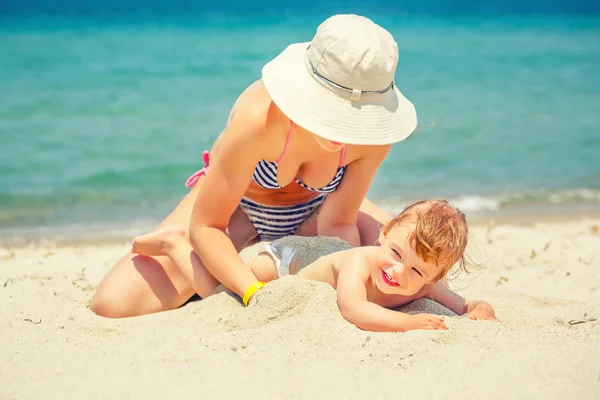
[1,9,599,242]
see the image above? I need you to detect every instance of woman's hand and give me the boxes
[317,144,391,246]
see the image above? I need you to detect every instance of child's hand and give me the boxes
[466,307,499,322]
[407,314,449,331]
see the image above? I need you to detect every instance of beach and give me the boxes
[2,8,600,400]
[1,215,599,399]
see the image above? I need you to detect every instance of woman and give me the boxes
[91,14,417,317]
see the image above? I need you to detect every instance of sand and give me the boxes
[1,217,599,399]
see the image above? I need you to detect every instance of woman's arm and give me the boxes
[188,106,274,300]
[317,145,391,246]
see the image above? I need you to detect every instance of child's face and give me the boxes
[372,222,441,296]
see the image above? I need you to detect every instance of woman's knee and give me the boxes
[89,291,130,318]
[90,287,185,319]
[90,280,186,319]
[90,254,192,318]
[89,267,142,318]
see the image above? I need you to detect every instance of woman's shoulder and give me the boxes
[223,80,291,154]
[342,142,392,169]
[229,81,282,130]
[232,80,269,119]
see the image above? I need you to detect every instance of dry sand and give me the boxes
[1,217,599,399]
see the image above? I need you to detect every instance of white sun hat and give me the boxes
[262,14,417,146]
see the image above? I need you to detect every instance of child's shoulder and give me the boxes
[329,245,376,279]
[346,245,378,256]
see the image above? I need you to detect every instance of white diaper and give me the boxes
[261,242,297,278]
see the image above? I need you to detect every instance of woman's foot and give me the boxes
[132,227,186,257]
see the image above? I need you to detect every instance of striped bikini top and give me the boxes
[252,123,346,193]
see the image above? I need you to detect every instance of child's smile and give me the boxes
[381,269,400,287]
[373,264,413,295]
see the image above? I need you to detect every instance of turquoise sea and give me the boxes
[1,11,599,241]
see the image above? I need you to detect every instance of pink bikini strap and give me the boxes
[275,122,295,163]
[338,145,347,167]
[185,150,210,188]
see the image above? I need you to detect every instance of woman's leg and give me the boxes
[294,196,392,246]
[129,227,220,299]
[130,230,281,301]
[90,179,258,318]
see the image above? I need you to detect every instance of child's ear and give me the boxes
[378,228,387,244]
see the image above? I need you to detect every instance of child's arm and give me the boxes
[336,251,448,332]
[425,282,499,321]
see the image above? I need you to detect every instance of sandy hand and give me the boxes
[466,307,500,322]
[131,227,186,256]
[407,313,449,331]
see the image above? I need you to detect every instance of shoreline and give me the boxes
[1,203,600,247]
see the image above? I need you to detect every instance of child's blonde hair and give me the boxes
[384,200,470,281]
